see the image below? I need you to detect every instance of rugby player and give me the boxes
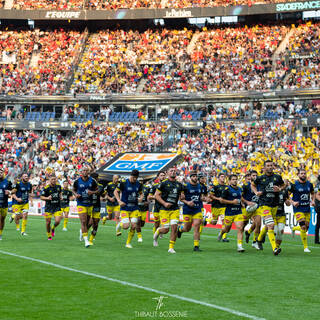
[102,175,121,236]
[251,160,284,255]
[61,181,74,231]
[288,169,314,252]
[153,167,184,254]
[40,175,62,240]
[10,173,33,236]
[114,169,143,248]
[137,179,151,243]
[177,171,206,251]
[243,171,261,249]
[0,168,12,240]
[88,173,104,245]
[198,172,208,234]
[218,174,246,252]
[274,187,290,249]
[207,173,229,242]
[315,176,320,244]
[148,171,166,235]
[73,167,98,248]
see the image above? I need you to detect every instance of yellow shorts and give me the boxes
[159,209,180,225]
[107,205,120,215]
[224,214,245,226]
[258,206,278,218]
[211,207,225,220]
[0,208,8,217]
[77,206,93,216]
[183,211,203,223]
[153,211,160,222]
[139,211,147,222]
[44,211,62,219]
[120,210,140,220]
[61,207,70,214]
[275,215,286,224]
[12,203,29,214]
[294,212,311,223]
[241,208,257,221]
[91,209,101,219]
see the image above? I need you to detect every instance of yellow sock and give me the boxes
[153,226,156,234]
[63,218,68,229]
[292,226,301,232]
[16,223,20,230]
[222,232,227,239]
[253,232,259,242]
[237,240,243,246]
[247,228,253,234]
[137,232,142,239]
[0,230,3,236]
[199,225,203,233]
[267,230,277,251]
[47,232,51,238]
[126,229,135,245]
[89,233,95,242]
[194,240,199,247]
[169,240,175,249]
[258,226,267,241]
[83,232,88,237]
[21,220,27,233]
[300,229,308,249]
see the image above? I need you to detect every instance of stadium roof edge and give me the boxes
[0,1,318,21]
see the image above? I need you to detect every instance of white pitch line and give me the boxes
[0,249,265,320]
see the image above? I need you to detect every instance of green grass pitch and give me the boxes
[0,216,319,320]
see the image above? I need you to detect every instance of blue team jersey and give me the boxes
[242,182,259,203]
[73,177,98,207]
[0,178,12,208]
[182,182,203,215]
[12,181,32,205]
[118,179,142,212]
[222,185,242,216]
[289,180,314,213]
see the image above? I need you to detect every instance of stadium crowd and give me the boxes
[171,118,320,184]
[1,106,319,189]
[1,22,319,95]
[0,28,84,95]
[6,122,166,193]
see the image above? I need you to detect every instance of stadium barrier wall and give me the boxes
[0,1,318,20]
[23,200,317,236]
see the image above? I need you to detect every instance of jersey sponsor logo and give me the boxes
[121,213,127,217]
[104,153,178,173]
[263,209,270,215]
[184,216,190,221]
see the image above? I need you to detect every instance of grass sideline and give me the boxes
[0,216,319,320]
